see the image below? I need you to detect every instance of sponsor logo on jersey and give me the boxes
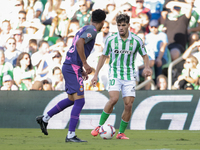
[114,49,133,54]
[87,33,92,38]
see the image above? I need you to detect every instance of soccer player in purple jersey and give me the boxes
[36,9,106,143]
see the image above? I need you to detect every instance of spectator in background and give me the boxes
[95,21,112,48]
[163,1,193,61]
[68,18,80,35]
[13,52,35,87]
[139,13,150,34]
[161,0,186,25]
[61,0,78,19]
[28,39,38,55]
[41,0,62,25]
[182,39,200,70]
[31,80,43,90]
[0,49,14,87]
[182,0,200,46]
[19,71,33,90]
[121,2,133,18]
[26,0,43,19]
[26,6,37,21]
[131,0,151,21]
[145,19,168,81]
[49,8,70,38]
[0,20,12,47]
[184,82,194,90]
[72,0,92,28]
[12,10,27,31]
[52,66,65,91]
[49,38,66,57]
[4,37,21,67]
[156,74,168,90]
[173,55,199,89]
[9,0,25,27]
[31,40,50,79]
[131,0,151,34]
[42,79,53,90]
[1,75,18,91]
[45,50,63,78]
[130,17,143,34]
[143,0,163,21]
[22,18,45,41]
[103,0,118,33]
[12,28,28,52]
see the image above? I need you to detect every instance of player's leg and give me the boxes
[36,64,76,136]
[64,64,87,142]
[91,91,119,136]
[91,78,121,136]
[36,97,74,135]
[65,93,87,142]
[116,79,135,139]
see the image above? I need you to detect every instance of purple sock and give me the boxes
[69,98,85,132]
[47,98,74,117]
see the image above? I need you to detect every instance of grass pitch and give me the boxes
[0,129,200,150]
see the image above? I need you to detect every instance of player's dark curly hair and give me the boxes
[92,9,106,23]
[116,14,130,24]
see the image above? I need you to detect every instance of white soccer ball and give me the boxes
[99,124,116,139]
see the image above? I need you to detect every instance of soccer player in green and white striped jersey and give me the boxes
[91,14,152,139]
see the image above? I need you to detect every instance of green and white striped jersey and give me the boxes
[103,31,147,80]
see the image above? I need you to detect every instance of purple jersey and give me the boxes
[64,25,97,68]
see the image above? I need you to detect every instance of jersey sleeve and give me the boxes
[137,38,147,56]
[80,27,97,44]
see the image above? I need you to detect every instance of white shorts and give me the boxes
[108,78,136,98]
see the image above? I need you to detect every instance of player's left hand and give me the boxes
[143,67,152,77]
[83,62,92,74]
[82,71,88,81]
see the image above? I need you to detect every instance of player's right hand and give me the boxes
[91,76,98,87]
[83,63,92,74]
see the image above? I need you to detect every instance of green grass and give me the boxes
[0,129,200,150]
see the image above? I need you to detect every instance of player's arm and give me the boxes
[142,54,152,77]
[76,38,92,74]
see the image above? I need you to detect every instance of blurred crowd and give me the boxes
[0,0,200,91]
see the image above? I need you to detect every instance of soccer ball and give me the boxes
[99,124,116,139]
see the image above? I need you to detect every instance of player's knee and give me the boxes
[75,98,85,107]
[124,103,132,112]
[109,97,118,106]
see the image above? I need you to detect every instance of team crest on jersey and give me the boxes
[142,44,145,48]
[79,85,84,92]
[87,33,92,38]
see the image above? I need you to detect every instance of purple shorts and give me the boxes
[62,64,84,96]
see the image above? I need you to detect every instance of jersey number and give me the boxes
[109,79,115,86]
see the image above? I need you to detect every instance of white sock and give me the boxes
[42,114,50,123]
[67,131,75,138]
